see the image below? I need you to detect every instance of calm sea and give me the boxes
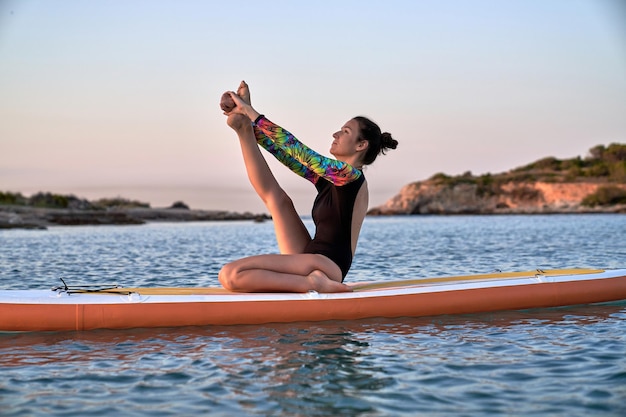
[1,215,625,416]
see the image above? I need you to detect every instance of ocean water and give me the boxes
[1,214,625,416]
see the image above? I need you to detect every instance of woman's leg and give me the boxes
[218,253,351,293]
[228,83,311,254]
[221,84,350,293]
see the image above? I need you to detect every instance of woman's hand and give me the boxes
[220,90,260,122]
[221,91,248,114]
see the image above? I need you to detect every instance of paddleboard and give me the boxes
[1,268,625,332]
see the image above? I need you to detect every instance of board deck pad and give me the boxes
[57,268,605,295]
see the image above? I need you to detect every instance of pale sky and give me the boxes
[1,0,625,214]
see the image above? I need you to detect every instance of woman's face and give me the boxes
[330,119,363,159]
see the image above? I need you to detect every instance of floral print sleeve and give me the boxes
[253,116,362,186]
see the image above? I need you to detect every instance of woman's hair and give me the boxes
[353,116,398,166]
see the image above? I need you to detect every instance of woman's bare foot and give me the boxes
[307,270,352,293]
[220,92,236,112]
[237,81,251,105]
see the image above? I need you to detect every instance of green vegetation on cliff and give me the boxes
[428,143,626,199]
[581,186,626,207]
[511,143,626,182]
[0,192,150,210]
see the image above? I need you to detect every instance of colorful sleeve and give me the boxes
[255,135,319,183]
[253,116,362,186]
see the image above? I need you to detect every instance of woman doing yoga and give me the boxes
[218,81,397,293]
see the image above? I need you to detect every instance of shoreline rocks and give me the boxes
[0,205,270,230]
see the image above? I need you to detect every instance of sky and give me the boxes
[1,0,625,214]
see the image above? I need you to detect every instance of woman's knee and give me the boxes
[301,254,343,283]
[264,190,295,214]
[218,262,239,291]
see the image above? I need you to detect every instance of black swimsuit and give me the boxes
[253,115,365,281]
[303,174,365,280]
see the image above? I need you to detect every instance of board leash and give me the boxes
[52,278,130,295]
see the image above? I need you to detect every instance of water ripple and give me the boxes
[1,215,626,416]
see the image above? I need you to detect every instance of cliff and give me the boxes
[369,143,626,215]
[369,181,626,215]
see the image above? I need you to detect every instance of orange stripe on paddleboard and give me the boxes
[1,272,624,332]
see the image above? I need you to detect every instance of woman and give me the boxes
[218,81,397,293]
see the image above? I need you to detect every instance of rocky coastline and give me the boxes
[369,143,626,216]
[0,202,269,230]
[368,180,626,215]
[3,144,625,227]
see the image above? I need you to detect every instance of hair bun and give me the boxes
[380,132,398,152]
[353,116,398,165]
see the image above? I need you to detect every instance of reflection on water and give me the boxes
[2,302,625,416]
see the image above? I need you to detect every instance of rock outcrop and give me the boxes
[370,143,626,215]
[369,181,626,215]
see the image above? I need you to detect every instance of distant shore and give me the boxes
[4,142,625,229]
[0,205,269,230]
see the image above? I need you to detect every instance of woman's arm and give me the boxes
[255,135,320,183]
[224,91,361,186]
[254,116,362,186]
